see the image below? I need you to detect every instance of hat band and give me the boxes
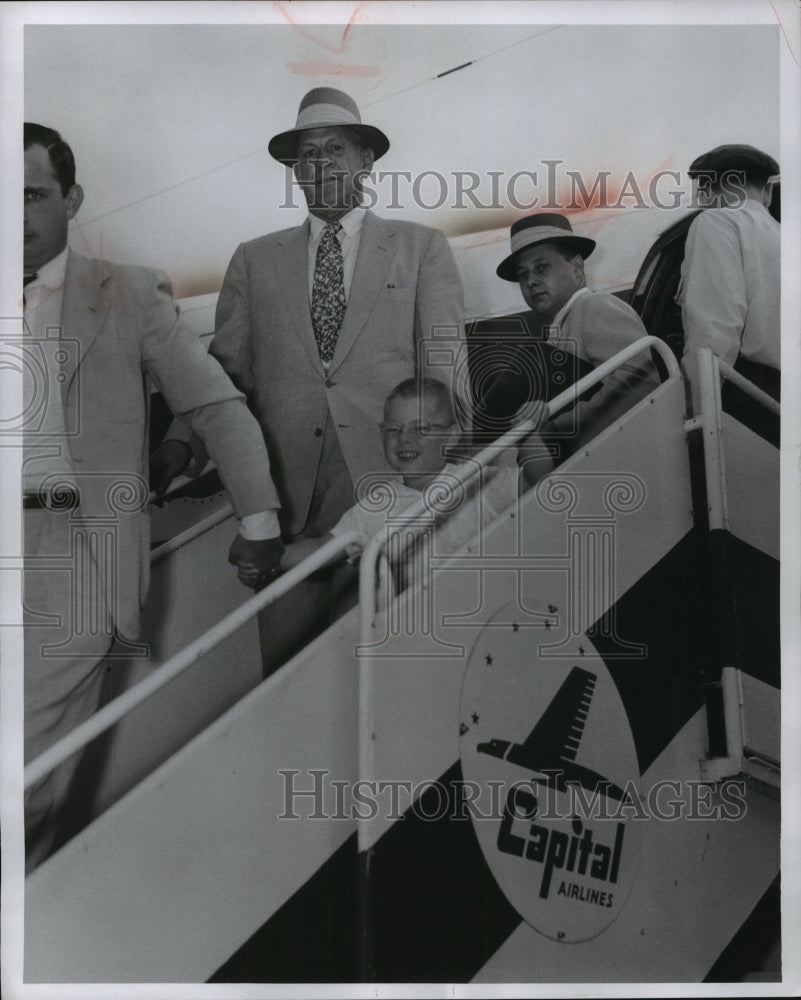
[295,102,361,131]
[510,225,579,255]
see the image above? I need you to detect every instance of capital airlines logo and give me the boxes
[479,666,628,905]
[460,604,642,943]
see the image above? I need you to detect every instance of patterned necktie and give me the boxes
[311,223,346,368]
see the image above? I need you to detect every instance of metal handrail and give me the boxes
[24,531,365,789]
[146,459,216,508]
[690,348,780,534]
[694,349,729,533]
[691,348,780,766]
[25,335,678,789]
[717,357,781,415]
[353,334,677,857]
[147,460,237,566]
[357,334,679,646]
[150,502,234,565]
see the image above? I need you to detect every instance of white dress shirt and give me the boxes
[22,247,76,492]
[679,198,780,369]
[24,248,278,538]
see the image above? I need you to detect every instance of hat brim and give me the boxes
[269,124,390,165]
[496,234,596,282]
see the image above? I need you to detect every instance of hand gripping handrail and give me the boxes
[357,334,679,647]
[23,532,365,790]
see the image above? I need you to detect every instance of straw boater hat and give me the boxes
[496,213,596,282]
[268,87,390,166]
[687,144,779,184]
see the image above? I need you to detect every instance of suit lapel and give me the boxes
[329,212,394,374]
[61,251,110,397]
[273,221,322,369]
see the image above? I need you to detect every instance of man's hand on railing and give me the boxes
[26,531,365,791]
[228,534,285,590]
[149,439,193,501]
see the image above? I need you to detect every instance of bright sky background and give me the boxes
[23,15,781,300]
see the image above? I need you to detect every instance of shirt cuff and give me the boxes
[239,510,281,540]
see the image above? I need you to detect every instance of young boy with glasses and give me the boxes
[278,377,518,580]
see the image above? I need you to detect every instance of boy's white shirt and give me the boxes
[330,460,520,571]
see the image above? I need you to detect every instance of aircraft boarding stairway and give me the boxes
[22,340,780,984]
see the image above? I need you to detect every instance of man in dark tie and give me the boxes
[156,87,466,670]
[21,122,283,870]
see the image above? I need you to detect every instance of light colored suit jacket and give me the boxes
[203,211,466,535]
[52,251,279,637]
[544,290,660,448]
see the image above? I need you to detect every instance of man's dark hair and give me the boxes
[24,122,76,196]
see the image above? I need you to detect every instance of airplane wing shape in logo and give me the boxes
[477,666,630,802]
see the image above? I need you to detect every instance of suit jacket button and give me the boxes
[325,378,333,388]
[314,427,323,437]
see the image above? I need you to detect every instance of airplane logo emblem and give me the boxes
[477,666,630,801]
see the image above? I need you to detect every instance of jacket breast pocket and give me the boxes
[381,286,416,305]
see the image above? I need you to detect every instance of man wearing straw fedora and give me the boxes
[496,212,659,484]
[160,87,465,671]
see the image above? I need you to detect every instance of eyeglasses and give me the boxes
[379,421,451,438]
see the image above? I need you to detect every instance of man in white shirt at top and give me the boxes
[678,143,780,400]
